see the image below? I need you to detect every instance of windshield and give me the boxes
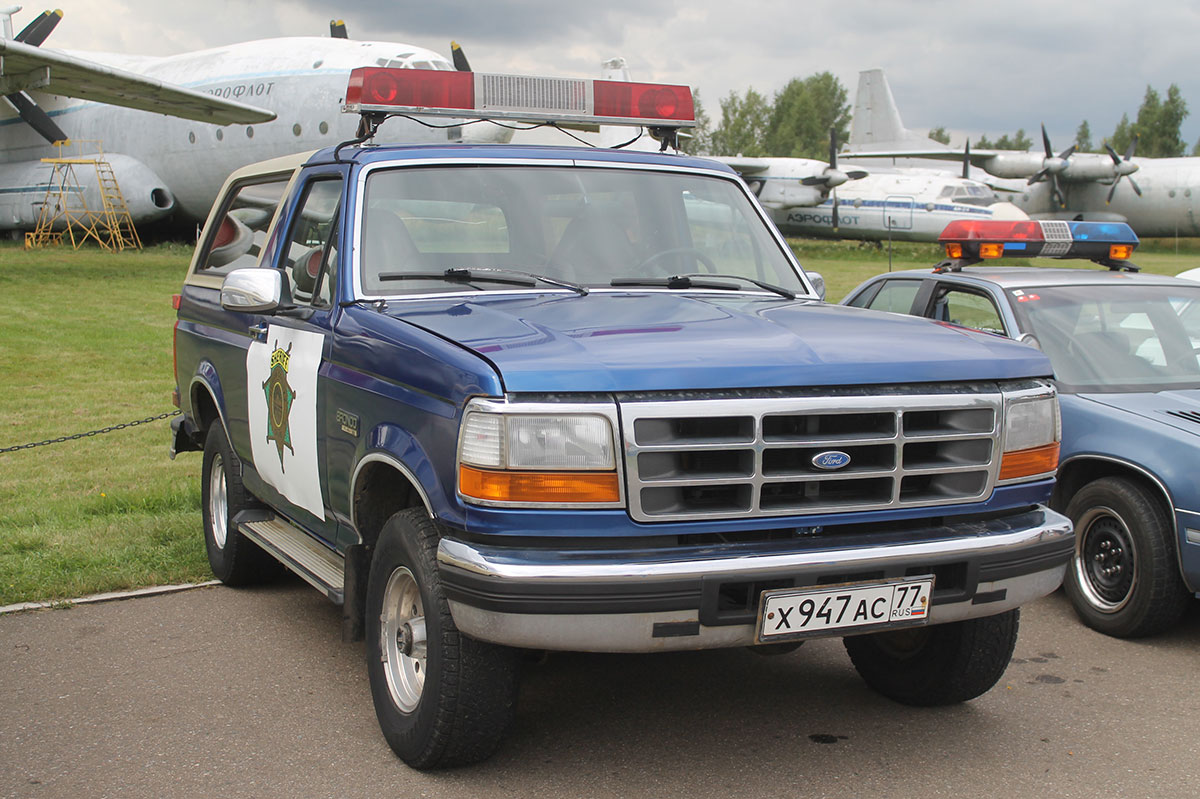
[1008,283,1200,392]
[358,165,807,296]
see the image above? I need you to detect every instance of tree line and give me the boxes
[684,74,1198,160]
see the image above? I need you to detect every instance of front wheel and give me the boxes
[1063,476,1190,638]
[365,508,520,769]
[844,610,1019,706]
[201,423,274,585]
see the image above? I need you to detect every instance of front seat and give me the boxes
[548,212,636,283]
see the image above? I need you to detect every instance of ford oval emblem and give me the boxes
[812,450,851,471]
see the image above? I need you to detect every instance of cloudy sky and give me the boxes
[33,0,1200,151]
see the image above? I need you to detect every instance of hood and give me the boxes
[1077,389,1200,437]
[388,292,1052,393]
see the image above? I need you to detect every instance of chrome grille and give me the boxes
[621,388,1002,522]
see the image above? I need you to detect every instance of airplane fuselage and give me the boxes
[1009,158,1200,237]
[736,160,1028,242]
[0,37,490,229]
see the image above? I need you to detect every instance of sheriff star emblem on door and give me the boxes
[263,340,296,470]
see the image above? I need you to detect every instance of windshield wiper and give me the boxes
[378,267,588,295]
[610,273,796,299]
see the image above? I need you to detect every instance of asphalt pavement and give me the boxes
[3,578,1199,799]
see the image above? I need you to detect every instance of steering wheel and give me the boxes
[1170,345,1200,371]
[636,247,718,275]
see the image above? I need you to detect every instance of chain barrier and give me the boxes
[0,410,181,454]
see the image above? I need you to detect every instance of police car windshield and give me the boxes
[1007,283,1200,392]
[358,165,806,297]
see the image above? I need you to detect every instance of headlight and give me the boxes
[999,383,1061,482]
[458,400,621,505]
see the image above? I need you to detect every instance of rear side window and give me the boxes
[850,279,921,314]
[196,176,291,276]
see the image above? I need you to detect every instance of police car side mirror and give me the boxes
[806,271,826,301]
[221,267,292,313]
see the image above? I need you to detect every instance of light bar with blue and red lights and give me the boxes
[937,220,1139,269]
[343,67,696,129]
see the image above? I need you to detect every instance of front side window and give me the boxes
[933,286,1006,335]
[358,165,806,296]
[1009,284,1200,391]
[282,178,343,308]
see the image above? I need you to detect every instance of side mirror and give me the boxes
[221,268,286,313]
[806,270,826,301]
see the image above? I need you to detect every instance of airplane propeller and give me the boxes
[799,128,867,229]
[1026,124,1075,208]
[962,139,971,180]
[330,19,348,39]
[450,41,472,72]
[1104,137,1142,203]
[5,8,68,144]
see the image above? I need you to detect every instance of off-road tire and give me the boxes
[844,609,1019,706]
[1064,476,1190,638]
[366,508,520,769]
[201,423,274,585]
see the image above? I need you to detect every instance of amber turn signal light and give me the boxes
[1109,244,1134,260]
[999,443,1060,480]
[460,465,620,504]
[944,243,963,259]
[979,242,1005,259]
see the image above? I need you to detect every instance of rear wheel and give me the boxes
[366,508,520,769]
[1064,477,1190,638]
[844,610,1019,706]
[201,423,274,585]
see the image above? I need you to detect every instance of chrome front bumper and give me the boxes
[438,506,1073,652]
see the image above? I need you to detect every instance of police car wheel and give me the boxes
[200,423,273,585]
[1063,477,1190,638]
[843,609,1019,706]
[366,508,520,769]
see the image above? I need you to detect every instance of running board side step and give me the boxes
[235,512,345,604]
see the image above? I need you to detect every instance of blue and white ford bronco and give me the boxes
[170,67,1072,768]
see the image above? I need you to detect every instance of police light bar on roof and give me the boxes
[937,220,1139,266]
[344,67,696,129]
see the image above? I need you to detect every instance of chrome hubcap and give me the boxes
[208,452,228,549]
[1074,506,1136,613]
[380,566,426,712]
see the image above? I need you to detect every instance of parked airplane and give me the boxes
[0,7,509,232]
[713,133,1028,242]
[845,68,1200,237]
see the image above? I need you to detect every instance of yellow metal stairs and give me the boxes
[24,141,143,252]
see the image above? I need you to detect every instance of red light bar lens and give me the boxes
[346,67,473,111]
[939,220,1044,243]
[594,80,694,123]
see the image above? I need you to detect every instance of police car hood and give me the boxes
[1076,389,1200,437]
[394,292,1051,392]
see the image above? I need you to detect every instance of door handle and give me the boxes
[248,322,268,340]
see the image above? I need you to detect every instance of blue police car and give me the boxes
[846,220,1200,638]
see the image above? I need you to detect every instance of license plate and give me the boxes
[756,577,934,642]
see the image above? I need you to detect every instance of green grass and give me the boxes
[1,235,1197,605]
[0,241,209,605]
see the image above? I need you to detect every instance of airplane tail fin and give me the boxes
[849,69,948,151]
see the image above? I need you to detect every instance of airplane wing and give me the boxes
[843,148,998,169]
[0,38,276,125]
[712,156,772,176]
